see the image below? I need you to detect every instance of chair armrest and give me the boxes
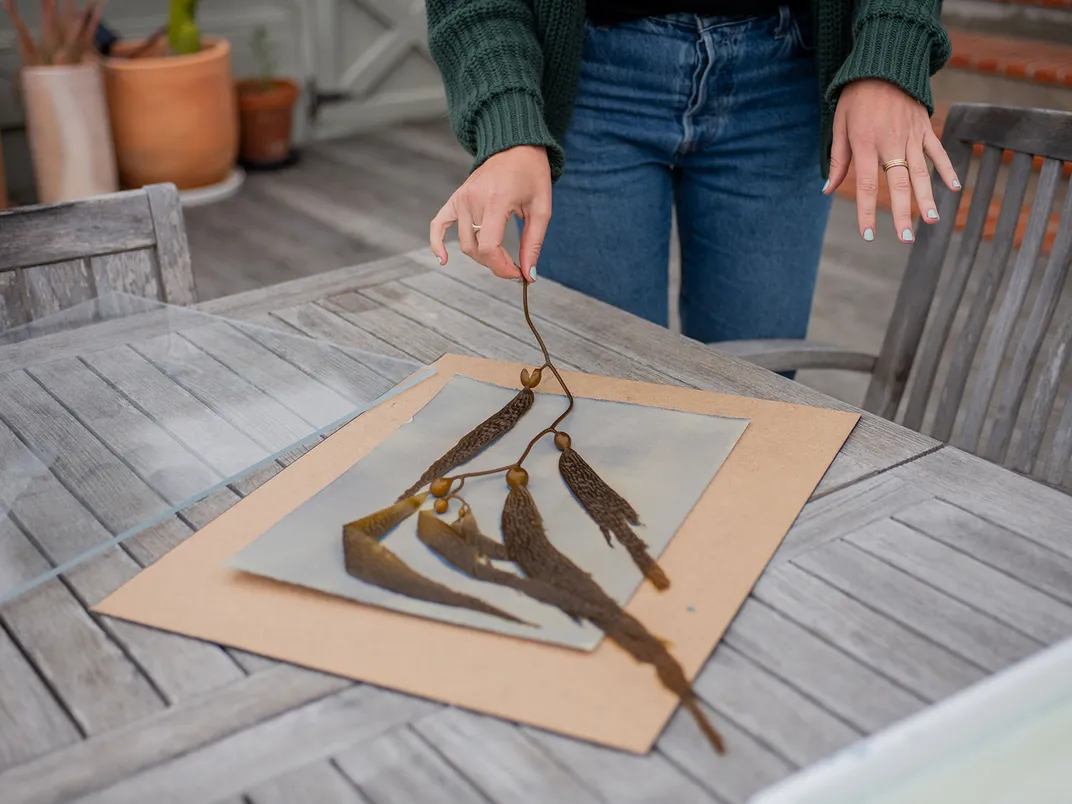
[708,339,878,373]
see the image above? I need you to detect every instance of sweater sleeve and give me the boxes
[825,0,952,115]
[425,0,563,178]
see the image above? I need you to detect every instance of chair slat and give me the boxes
[1015,314,1072,477]
[957,157,1064,454]
[90,250,162,300]
[987,177,1072,465]
[901,145,1003,432]
[0,191,156,272]
[146,184,197,306]
[932,151,1035,443]
[22,260,96,320]
[861,127,975,420]
[1044,391,1072,488]
[0,272,28,332]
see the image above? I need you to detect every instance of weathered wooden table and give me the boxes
[2,247,1071,804]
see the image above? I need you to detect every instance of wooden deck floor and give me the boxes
[183,119,1066,415]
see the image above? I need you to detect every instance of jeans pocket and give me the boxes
[789,12,816,52]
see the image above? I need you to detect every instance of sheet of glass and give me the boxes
[227,375,749,650]
[0,291,431,605]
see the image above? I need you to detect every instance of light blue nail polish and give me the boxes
[926,209,939,220]
[530,265,538,281]
[863,228,874,242]
[952,179,962,190]
[902,228,914,242]
[822,180,830,193]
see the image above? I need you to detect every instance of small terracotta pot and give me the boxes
[102,37,238,190]
[236,78,300,168]
[20,61,119,203]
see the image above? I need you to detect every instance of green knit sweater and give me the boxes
[425,0,951,180]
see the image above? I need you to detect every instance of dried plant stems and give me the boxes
[2,0,105,66]
[558,445,669,591]
[342,495,529,625]
[398,387,535,500]
[500,481,724,754]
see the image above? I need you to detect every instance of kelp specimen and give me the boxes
[342,280,725,756]
[398,387,535,500]
[558,438,669,591]
[343,493,528,625]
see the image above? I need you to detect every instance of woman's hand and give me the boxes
[825,79,961,244]
[430,145,552,282]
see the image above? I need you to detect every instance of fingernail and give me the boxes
[530,265,538,281]
[926,209,939,220]
[822,180,830,194]
[863,228,874,242]
[902,228,914,242]
[952,178,961,190]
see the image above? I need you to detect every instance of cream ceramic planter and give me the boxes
[20,61,119,203]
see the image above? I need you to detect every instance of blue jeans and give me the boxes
[534,6,832,346]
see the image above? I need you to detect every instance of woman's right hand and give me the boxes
[430,145,552,282]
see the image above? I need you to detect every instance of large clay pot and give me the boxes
[102,37,238,190]
[236,78,300,168]
[20,61,119,203]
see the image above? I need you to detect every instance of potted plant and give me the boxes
[235,26,300,170]
[100,0,239,191]
[2,0,119,203]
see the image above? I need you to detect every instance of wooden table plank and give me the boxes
[751,564,986,701]
[894,498,1072,606]
[267,302,414,362]
[771,473,934,566]
[845,520,1072,645]
[79,687,437,804]
[194,254,426,320]
[888,447,1072,557]
[0,588,81,772]
[403,271,672,384]
[178,322,358,430]
[413,708,603,804]
[82,345,268,478]
[333,726,491,804]
[692,645,860,769]
[28,356,223,505]
[322,293,476,363]
[721,598,927,732]
[524,727,719,804]
[0,666,351,804]
[246,761,369,804]
[794,537,1043,671]
[657,707,794,804]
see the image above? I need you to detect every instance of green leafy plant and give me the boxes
[248,24,278,91]
[167,0,200,55]
[2,0,105,66]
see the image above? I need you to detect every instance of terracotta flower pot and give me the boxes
[102,36,238,191]
[236,78,300,168]
[20,61,119,203]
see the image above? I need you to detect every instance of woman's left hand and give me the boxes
[825,78,961,244]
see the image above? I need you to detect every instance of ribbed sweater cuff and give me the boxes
[827,15,946,115]
[473,91,564,181]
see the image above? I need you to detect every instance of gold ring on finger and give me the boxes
[882,159,910,172]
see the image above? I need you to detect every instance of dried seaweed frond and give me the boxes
[500,481,723,754]
[399,387,535,500]
[451,510,510,561]
[343,493,428,543]
[558,446,668,590]
[343,510,528,625]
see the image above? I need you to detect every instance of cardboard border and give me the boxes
[94,355,859,753]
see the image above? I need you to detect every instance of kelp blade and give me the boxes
[399,387,535,500]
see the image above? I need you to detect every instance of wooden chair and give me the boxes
[712,103,1072,490]
[0,183,197,331]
